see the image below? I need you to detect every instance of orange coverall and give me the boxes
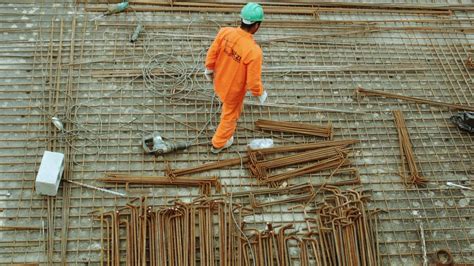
[205,27,264,148]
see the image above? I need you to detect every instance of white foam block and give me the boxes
[35,151,64,196]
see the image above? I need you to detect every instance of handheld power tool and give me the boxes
[142,132,192,155]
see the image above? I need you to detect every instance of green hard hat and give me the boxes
[240,3,264,24]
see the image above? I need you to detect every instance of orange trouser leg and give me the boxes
[212,101,243,148]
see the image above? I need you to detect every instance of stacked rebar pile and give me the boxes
[255,119,333,138]
[240,187,380,266]
[96,197,242,266]
[247,140,356,187]
[393,110,427,186]
[310,186,381,266]
[96,187,379,265]
[166,139,358,178]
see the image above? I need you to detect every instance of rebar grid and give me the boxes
[0,0,473,264]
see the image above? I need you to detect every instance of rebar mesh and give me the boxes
[0,0,472,264]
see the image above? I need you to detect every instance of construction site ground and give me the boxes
[0,0,473,265]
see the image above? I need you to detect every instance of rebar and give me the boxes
[168,139,358,177]
[100,173,222,194]
[356,87,474,112]
[255,119,333,138]
[3,0,473,264]
[0,226,43,231]
[95,197,242,265]
[393,110,427,186]
[434,249,454,265]
[258,154,350,186]
[248,146,350,184]
[239,187,380,265]
[83,2,455,16]
[249,183,316,208]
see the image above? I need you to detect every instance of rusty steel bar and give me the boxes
[393,110,427,187]
[255,119,333,138]
[167,140,358,177]
[100,173,222,193]
[356,87,474,111]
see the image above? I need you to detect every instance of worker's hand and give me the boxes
[258,90,268,104]
[204,68,214,81]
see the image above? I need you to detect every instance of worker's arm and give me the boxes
[205,29,224,71]
[246,48,264,97]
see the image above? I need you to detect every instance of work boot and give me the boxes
[211,136,234,154]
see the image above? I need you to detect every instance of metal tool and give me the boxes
[446,181,472,190]
[90,1,129,21]
[142,132,191,155]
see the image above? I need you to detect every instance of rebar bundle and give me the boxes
[167,139,358,178]
[248,143,355,187]
[309,186,381,266]
[240,187,381,266]
[255,147,349,170]
[100,173,222,195]
[356,87,474,112]
[393,110,427,186]
[248,146,349,184]
[96,188,380,266]
[259,155,350,186]
[255,119,333,138]
[96,197,242,266]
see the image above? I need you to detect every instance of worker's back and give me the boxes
[205,27,263,104]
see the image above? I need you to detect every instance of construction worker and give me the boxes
[205,2,267,154]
